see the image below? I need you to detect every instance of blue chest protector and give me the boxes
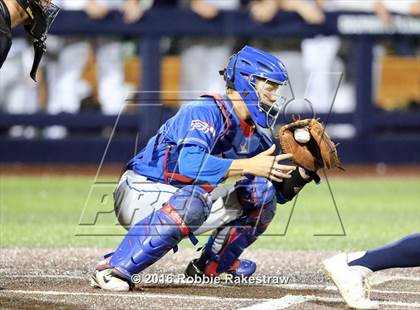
[210,94,273,159]
[126,94,275,190]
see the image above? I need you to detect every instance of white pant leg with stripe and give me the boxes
[114,170,242,234]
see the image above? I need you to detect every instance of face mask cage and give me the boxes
[35,0,57,11]
[23,0,60,41]
[248,75,288,128]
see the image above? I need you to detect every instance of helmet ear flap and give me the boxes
[223,54,238,89]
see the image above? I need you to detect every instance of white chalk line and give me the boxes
[2,274,85,280]
[240,295,420,310]
[2,274,420,296]
[4,289,420,309]
[369,275,420,286]
[0,289,259,303]
[240,295,308,310]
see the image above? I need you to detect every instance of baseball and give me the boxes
[294,127,310,143]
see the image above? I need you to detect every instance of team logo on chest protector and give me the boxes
[190,120,216,137]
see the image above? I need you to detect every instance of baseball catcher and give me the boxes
[90,45,341,291]
[0,0,59,80]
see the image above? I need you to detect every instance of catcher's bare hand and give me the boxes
[245,145,296,182]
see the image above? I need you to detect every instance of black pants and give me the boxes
[0,0,12,69]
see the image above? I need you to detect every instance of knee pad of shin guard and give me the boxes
[109,185,212,280]
[235,176,275,209]
[167,185,212,232]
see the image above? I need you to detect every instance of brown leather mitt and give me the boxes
[278,118,342,171]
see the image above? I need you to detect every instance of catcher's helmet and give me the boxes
[221,46,289,128]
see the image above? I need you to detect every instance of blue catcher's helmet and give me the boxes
[221,46,289,128]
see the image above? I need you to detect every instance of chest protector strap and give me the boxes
[162,94,231,192]
[200,93,231,142]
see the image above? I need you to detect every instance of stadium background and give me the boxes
[0,1,419,309]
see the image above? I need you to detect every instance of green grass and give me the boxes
[1,175,419,251]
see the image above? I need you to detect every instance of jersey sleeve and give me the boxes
[178,144,233,185]
[174,102,224,152]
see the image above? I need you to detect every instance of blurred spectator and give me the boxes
[248,0,320,115]
[276,0,344,114]
[44,0,149,139]
[297,0,420,137]
[381,0,420,56]
[249,0,280,23]
[298,0,339,114]
[179,0,280,100]
[179,0,240,102]
[0,39,38,138]
[278,0,324,25]
[299,0,419,114]
[247,0,376,137]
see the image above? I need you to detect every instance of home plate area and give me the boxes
[1,249,419,309]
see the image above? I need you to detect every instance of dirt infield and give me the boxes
[1,248,419,309]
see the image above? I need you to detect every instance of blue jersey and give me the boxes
[126,94,274,187]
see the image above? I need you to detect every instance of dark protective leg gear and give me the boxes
[195,177,277,276]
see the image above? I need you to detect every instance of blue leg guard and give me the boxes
[200,177,276,276]
[107,185,211,281]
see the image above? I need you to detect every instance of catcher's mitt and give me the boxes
[278,118,342,172]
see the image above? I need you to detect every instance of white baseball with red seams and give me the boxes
[294,127,310,143]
